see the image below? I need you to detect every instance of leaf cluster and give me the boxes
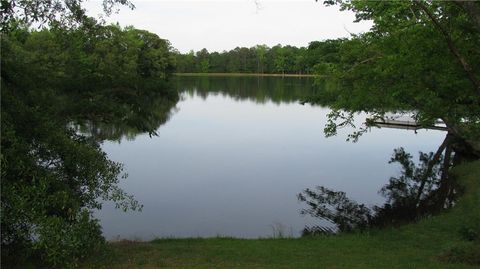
[1,20,177,269]
[310,1,480,154]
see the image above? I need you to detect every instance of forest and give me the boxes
[174,41,341,75]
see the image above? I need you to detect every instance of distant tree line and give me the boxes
[174,40,343,75]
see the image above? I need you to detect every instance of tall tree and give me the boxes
[313,0,480,156]
[1,2,177,267]
[255,44,268,73]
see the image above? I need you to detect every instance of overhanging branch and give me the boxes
[414,0,480,96]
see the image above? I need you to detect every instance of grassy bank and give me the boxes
[174,72,316,78]
[83,161,479,269]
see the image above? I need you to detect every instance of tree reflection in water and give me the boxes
[298,133,477,235]
[72,84,179,142]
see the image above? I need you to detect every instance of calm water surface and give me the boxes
[96,77,445,239]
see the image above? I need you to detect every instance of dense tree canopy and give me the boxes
[174,43,343,75]
[1,2,177,267]
[306,0,480,156]
[0,0,134,30]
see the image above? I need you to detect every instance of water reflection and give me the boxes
[73,85,179,142]
[74,76,319,142]
[298,133,477,235]
[94,76,448,239]
[176,76,318,105]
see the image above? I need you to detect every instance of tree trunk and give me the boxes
[414,134,450,208]
[415,1,480,96]
[441,117,480,158]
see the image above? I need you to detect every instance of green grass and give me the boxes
[174,72,316,78]
[82,161,480,269]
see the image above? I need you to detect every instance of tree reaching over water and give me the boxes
[1,2,178,267]
[310,1,480,156]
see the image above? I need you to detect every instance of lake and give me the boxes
[96,76,446,240]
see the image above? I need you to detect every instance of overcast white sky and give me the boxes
[85,0,372,53]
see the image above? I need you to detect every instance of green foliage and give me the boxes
[459,226,479,242]
[440,242,480,266]
[175,43,319,75]
[1,81,133,267]
[0,0,135,32]
[1,20,177,268]
[31,211,106,268]
[311,1,480,155]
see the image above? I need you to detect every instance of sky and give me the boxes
[85,0,372,53]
